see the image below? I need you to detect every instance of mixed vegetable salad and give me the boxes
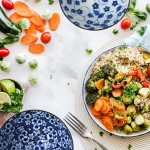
[0,79,23,113]
[85,51,150,134]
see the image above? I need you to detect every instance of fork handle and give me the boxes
[92,139,109,150]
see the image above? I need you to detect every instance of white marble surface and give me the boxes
[0,0,150,149]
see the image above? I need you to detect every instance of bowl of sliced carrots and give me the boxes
[82,45,150,137]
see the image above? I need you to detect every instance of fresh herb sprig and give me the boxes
[137,26,146,36]
[48,0,54,5]
[85,49,93,54]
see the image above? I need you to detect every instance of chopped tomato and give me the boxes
[142,79,150,87]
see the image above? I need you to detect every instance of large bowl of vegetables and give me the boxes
[82,45,150,137]
[0,79,24,113]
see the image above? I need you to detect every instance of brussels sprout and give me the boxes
[19,18,30,29]
[127,116,132,124]
[138,88,150,98]
[29,59,38,69]
[122,96,133,105]
[42,10,52,21]
[15,53,26,64]
[126,105,136,116]
[146,3,150,13]
[131,121,140,132]
[143,119,150,129]
[28,74,38,84]
[0,61,11,72]
[135,114,144,125]
[123,124,133,134]
[135,82,143,89]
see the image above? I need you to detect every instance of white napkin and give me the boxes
[124,24,150,50]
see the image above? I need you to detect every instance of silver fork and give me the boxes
[64,112,109,150]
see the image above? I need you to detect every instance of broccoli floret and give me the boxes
[100,64,118,77]
[86,93,100,105]
[86,71,105,93]
[103,80,112,93]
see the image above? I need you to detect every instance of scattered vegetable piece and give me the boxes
[28,43,45,54]
[9,13,23,24]
[49,13,60,31]
[19,18,30,29]
[29,59,38,69]
[14,1,33,17]
[2,0,14,10]
[41,32,51,44]
[25,23,37,35]
[128,144,132,150]
[21,34,38,45]
[0,37,19,47]
[35,24,45,33]
[85,49,92,54]
[95,78,104,90]
[42,10,52,21]
[99,132,104,137]
[137,26,145,36]
[112,29,119,35]
[28,74,38,84]
[0,61,11,72]
[48,0,54,5]
[0,48,10,58]
[146,3,150,13]
[121,18,131,29]
[15,53,26,64]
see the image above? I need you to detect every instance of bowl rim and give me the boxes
[82,45,150,137]
[59,0,131,31]
[0,109,74,149]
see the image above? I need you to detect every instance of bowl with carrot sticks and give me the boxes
[59,0,130,30]
[82,45,150,137]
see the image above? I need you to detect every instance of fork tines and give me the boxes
[64,112,87,135]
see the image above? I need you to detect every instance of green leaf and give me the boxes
[99,131,104,137]
[48,0,54,5]
[128,144,132,150]
[85,49,93,54]
[137,26,145,36]
[128,0,137,12]
[112,29,119,35]
[133,9,147,20]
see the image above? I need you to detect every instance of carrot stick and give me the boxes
[28,43,45,54]
[14,1,33,17]
[9,13,22,24]
[21,34,38,45]
[49,13,60,31]
[29,11,44,27]
[25,23,37,35]
[95,78,104,90]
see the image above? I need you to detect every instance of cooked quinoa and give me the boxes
[92,46,145,74]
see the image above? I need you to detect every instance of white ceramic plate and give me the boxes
[82,45,150,137]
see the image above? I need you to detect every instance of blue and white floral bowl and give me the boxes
[0,110,74,150]
[59,0,130,30]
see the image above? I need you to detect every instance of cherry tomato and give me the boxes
[40,32,51,44]
[2,0,14,10]
[0,48,10,58]
[120,18,131,29]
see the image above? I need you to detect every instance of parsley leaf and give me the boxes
[137,26,145,36]
[128,144,132,150]
[94,148,98,150]
[113,29,119,35]
[99,132,104,136]
[85,49,92,54]
[48,0,54,5]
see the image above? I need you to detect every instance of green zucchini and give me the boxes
[0,6,21,36]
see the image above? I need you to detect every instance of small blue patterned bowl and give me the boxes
[59,0,130,30]
[0,110,74,150]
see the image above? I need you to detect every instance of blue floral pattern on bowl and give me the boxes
[59,0,130,30]
[0,110,73,150]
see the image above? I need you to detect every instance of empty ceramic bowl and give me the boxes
[59,0,130,30]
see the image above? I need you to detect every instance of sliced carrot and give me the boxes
[91,107,101,117]
[106,111,114,119]
[9,13,22,24]
[49,13,60,31]
[29,11,43,27]
[104,121,114,131]
[42,19,46,25]
[95,78,104,90]
[28,43,45,54]
[115,72,125,81]
[112,88,123,97]
[114,111,127,119]
[94,99,103,112]
[14,1,33,17]
[100,100,108,112]
[100,96,109,102]
[21,34,38,45]
[113,118,126,127]
[101,104,110,114]
[25,23,37,35]
[35,24,45,32]
[113,101,125,111]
